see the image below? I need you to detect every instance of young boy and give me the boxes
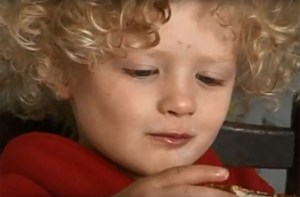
[0,0,299,196]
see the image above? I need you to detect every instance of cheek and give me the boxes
[200,89,232,117]
[96,87,155,128]
[197,88,233,135]
[192,96,231,156]
[70,76,156,141]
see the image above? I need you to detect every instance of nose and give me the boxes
[157,86,197,117]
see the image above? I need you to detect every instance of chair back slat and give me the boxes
[213,121,295,168]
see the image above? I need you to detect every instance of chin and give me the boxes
[134,159,195,176]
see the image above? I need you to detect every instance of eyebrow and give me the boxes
[197,55,235,65]
[139,49,171,59]
[197,56,236,75]
[141,49,235,64]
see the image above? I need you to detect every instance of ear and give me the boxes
[53,81,72,100]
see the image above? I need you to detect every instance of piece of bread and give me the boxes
[206,184,298,197]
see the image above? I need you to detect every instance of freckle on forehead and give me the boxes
[177,40,183,45]
[177,40,192,49]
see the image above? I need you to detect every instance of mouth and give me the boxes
[147,132,194,148]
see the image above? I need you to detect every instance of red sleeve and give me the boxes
[0,132,132,197]
[0,174,51,197]
[0,134,52,197]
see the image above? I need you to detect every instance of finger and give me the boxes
[161,185,236,197]
[148,165,229,187]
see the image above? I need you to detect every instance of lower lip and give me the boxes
[148,135,192,148]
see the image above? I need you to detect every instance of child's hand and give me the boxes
[113,165,236,197]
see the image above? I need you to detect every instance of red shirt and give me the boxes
[0,132,273,197]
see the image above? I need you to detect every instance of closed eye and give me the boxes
[123,68,159,78]
[195,73,224,86]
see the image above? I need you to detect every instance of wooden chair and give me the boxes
[213,94,300,196]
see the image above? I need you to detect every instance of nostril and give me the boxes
[167,110,178,116]
[167,109,194,117]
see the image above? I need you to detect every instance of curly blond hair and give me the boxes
[0,0,299,120]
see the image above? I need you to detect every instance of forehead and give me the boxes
[125,1,236,62]
[107,0,239,67]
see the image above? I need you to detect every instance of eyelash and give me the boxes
[123,69,159,78]
[195,73,224,86]
[123,69,224,86]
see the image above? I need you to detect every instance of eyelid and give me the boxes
[122,68,159,78]
[120,62,157,70]
[195,73,225,86]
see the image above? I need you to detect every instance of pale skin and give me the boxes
[58,1,237,196]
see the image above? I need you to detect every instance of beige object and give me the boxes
[207,184,298,197]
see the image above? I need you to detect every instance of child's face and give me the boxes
[66,1,236,176]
